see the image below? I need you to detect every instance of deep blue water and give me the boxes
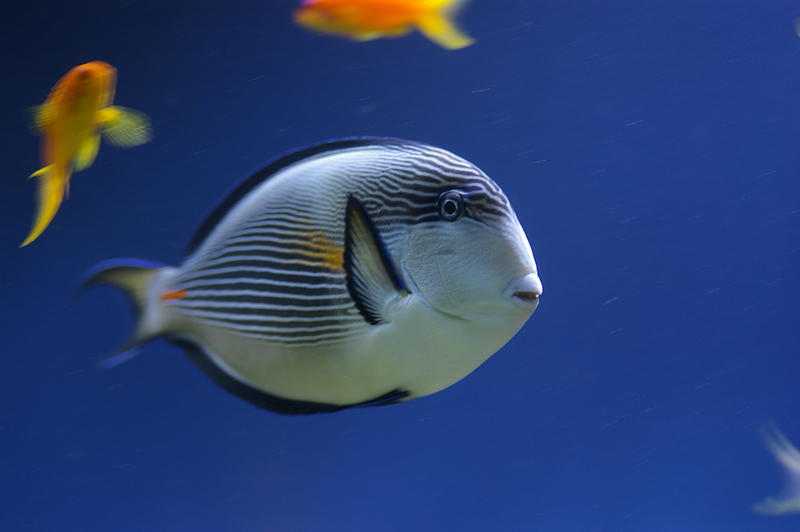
[3,1,800,530]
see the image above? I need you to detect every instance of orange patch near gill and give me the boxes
[294,230,345,271]
[160,289,188,302]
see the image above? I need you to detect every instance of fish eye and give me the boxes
[437,191,464,222]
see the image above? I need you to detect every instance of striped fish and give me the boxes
[86,138,542,414]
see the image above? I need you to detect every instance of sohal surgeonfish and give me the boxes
[294,0,474,50]
[22,61,151,247]
[86,138,542,414]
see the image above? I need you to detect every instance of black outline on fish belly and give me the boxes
[170,336,409,415]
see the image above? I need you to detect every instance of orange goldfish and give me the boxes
[22,61,151,247]
[294,0,474,50]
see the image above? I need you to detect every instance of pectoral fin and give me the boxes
[20,166,69,247]
[344,195,408,325]
[97,106,152,147]
[74,134,101,171]
[416,11,474,50]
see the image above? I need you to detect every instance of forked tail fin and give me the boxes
[82,259,166,367]
[418,0,474,50]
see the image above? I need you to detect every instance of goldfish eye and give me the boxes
[437,191,464,222]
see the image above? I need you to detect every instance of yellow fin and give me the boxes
[98,106,152,147]
[416,10,474,50]
[20,166,69,247]
[29,103,54,133]
[74,134,101,171]
[425,0,470,14]
[29,165,50,179]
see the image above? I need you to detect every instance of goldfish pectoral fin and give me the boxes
[74,134,101,171]
[343,195,407,325]
[416,12,474,50]
[99,106,152,147]
[20,168,68,247]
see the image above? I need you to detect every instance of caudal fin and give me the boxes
[753,424,800,515]
[418,0,474,50]
[20,165,70,247]
[82,259,166,367]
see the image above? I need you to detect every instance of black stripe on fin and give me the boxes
[184,137,426,258]
[170,336,409,414]
[344,195,408,326]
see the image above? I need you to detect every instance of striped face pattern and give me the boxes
[108,137,545,412]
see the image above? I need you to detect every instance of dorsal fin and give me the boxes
[183,137,423,258]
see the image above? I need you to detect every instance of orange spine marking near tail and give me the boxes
[160,289,188,302]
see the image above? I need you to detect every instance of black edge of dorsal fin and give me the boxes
[344,195,408,326]
[183,137,425,259]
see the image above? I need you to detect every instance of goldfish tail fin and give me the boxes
[428,0,470,15]
[82,259,167,367]
[20,165,68,247]
[417,1,474,50]
[97,106,152,147]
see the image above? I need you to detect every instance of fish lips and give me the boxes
[402,264,541,321]
[503,272,542,312]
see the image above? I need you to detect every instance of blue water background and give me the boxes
[2,1,800,530]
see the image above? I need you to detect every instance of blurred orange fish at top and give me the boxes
[294,0,474,50]
[21,61,151,247]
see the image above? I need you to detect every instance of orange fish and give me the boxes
[294,0,474,50]
[22,61,151,247]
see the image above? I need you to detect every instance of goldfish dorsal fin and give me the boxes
[74,134,101,171]
[29,103,55,133]
[416,8,474,50]
[98,106,152,147]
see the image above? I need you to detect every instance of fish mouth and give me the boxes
[402,266,541,320]
[503,272,542,312]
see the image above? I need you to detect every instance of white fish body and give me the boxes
[87,138,542,413]
[754,425,800,515]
